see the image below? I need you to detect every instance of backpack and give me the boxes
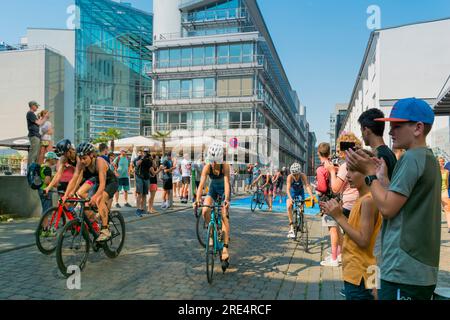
[27,162,43,190]
[316,164,338,201]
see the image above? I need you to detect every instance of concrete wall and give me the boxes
[27,28,76,142]
[153,0,181,40]
[0,176,42,218]
[0,49,46,140]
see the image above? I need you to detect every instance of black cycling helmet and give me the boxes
[76,142,96,157]
[55,139,73,157]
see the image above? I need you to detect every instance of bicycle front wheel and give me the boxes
[257,192,264,209]
[103,211,126,258]
[196,210,207,248]
[206,223,215,284]
[36,206,66,255]
[250,192,258,212]
[293,209,299,240]
[56,219,90,278]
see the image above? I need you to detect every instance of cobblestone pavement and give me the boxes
[0,205,448,300]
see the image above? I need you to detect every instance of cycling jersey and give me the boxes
[82,157,118,199]
[207,164,225,200]
[289,174,305,199]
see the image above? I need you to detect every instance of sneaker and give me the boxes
[96,228,111,242]
[287,229,295,239]
[320,258,339,267]
[124,203,132,208]
[161,203,168,210]
[135,209,143,217]
[115,203,121,208]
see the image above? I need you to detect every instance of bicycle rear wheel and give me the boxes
[196,210,207,247]
[206,223,215,284]
[103,211,126,258]
[36,206,66,255]
[56,219,90,278]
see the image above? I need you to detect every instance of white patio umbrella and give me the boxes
[114,136,162,149]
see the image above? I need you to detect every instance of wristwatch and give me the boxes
[365,175,378,186]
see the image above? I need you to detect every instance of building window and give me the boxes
[205,45,215,64]
[193,47,205,66]
[169,80,180,99]
[181,48,192,67]
[218,45,229,65]
[159,50,169,68]
[229,44,242,64]
[193,78,204,98]
[169,49,181,68]
[181,80,192,99]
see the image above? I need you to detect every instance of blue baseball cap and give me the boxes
[375,98,434,125]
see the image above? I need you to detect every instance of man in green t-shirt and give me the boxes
[347,98,441,300]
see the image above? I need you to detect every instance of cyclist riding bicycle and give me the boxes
[62,142,119,242]
[252,168,274,211]
[44,139,77,194]
[193,143,231,271]
[286,162,313,238]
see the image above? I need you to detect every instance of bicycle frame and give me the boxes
[47,192,78,229]
[202,198,224,254]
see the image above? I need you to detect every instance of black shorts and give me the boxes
[163,179,173,190]
[343,208,351,219]
[182,176,191,185]
[104,181,119,199]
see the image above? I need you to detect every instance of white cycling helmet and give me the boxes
[206,142,224,163]
[290,162,301,174]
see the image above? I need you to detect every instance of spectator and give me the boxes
[26,101,49,165]
[134,148,152,216]
[192,157,205,202]
[358,108,397,179]
[172,154,182,200]
[438,157,450,233]
[99,143,110,163]
[321,149,382,300]
[245,163,254,193]
[162,153,175,209]
[180,154,192,203]
[38,110,53,164]
[39,151,58,214]
[346,98,441,300]
[322,132,362,267]
[316,142,332,201]
[229,163,236,195]
[148,156,163,214]
[114,149,132,208]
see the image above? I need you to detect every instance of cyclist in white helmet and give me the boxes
[193,142,231,271]
[286,162,313,238]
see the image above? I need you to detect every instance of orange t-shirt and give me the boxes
[342,193,382,287]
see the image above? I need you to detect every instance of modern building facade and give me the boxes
[75,0,153,142]
[307,131,316,177]
[340,18,450,154]
[149,0,308,168]
[0,45,65,141]
[1,0,153,144]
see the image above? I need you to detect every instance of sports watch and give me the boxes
[365,175,378,186]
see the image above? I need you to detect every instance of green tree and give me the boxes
[152,131,171,155]
[93,129,121,151]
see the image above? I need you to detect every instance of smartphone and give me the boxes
[340,141,356,152]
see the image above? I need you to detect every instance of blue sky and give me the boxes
[1,0,449,143]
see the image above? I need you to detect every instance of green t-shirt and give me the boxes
[381,147,441,286]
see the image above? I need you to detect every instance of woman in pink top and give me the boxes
[321,132,361,267]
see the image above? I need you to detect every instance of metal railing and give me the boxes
[153,54,264,70]
[181,7,248,24]
[156,26,257,41]
[144,122,266,136]
[153,88,263,101]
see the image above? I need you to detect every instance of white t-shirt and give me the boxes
[40,121,52,141]
[180,159,192,177]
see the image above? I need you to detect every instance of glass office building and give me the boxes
[75,0,153,142]
[150,0,308,167]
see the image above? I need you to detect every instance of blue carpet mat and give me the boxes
[230,196,320,215]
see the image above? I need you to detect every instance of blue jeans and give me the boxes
[38,189,52,215]
[344,279,374,300]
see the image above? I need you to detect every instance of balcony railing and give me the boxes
[153,88,263,101]
[144,122,266,136]
[181,7,248,24]
[153,54,264,71]
[155,26,257,41]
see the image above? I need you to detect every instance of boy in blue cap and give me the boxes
[345,98,441,300]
